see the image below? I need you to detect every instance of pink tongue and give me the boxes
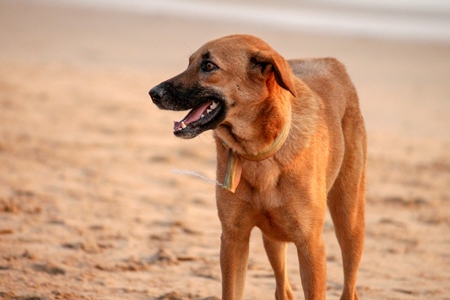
[173,101,212,130]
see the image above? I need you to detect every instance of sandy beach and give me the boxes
[0,1,449,299]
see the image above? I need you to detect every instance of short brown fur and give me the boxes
[150,34,367,300]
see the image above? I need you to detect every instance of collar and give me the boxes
[221,118,291,193]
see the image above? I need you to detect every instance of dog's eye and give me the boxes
[201,61,218,72]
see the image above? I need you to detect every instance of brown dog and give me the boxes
[150,34,366,300]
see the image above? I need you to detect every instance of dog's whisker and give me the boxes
[172,169,222,187]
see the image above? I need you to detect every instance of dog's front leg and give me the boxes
[220,226,252,300]
[296,235,327,300]
[294,220,327,300]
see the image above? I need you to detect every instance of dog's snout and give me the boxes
[149,85,165,103]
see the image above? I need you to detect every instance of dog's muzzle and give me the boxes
[148,81,228,139]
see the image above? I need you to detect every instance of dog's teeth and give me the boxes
[181,122,187,129]
[201,114,205,118]
[210,102,218,109]
[207,109,212,114]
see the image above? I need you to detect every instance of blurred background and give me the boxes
[1,0,449,299]
[49,0,450,42]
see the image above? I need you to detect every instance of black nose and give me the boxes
[149,85,165,103]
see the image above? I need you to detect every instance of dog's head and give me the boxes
[149,34,297,139]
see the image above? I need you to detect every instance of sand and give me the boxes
[0,1,449,299]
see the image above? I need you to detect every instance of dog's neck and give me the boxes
[216,90,292,155]
[220,112,291,161]
[213,82,320,193]
[216,101,292,192]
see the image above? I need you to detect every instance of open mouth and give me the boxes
[173,100,225,138]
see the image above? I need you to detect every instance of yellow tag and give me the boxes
[222,149,242,193]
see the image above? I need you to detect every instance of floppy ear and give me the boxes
[250,50,297,97]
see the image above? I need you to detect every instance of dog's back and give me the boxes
[289,58,359,123]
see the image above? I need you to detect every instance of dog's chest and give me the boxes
[253,206,302,242]
[238,162,306,242]
[237,159,296,210]
[240,159,281,191]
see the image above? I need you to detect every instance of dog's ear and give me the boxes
[250,51,297,97]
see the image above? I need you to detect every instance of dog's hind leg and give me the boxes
[328,109,366,300]
[263,234,294,300]
[328,171,365,300]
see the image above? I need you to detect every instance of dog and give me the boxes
[149,34,366,300]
